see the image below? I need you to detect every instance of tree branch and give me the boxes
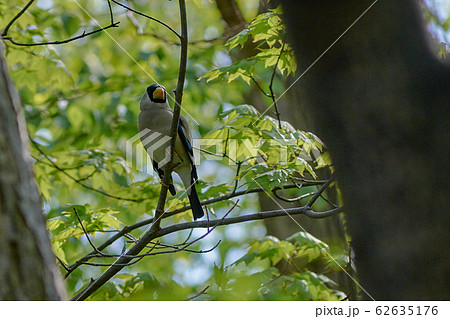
[269,41,286,129]
[63,179,330,279]
[1,0,35,37]
[110,0,181,39]
[186,286,209,301]
[30,138,144,202]
[69,0,190,301]
[68,201,342,300]
[151,0,188,231]
[71,200,237,301]
[1,0,120,47]
[250,75,271,97]
[306,173,336,207]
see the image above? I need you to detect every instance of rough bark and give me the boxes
[280,0,449,300]
[0,44,66,300]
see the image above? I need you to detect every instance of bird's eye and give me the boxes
[153,87,165,100]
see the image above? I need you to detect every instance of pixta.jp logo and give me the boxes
[126,129,321,175]
[126,128,172,175]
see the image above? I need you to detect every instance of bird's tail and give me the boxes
[188,184,204,220]
[168,183,176,196]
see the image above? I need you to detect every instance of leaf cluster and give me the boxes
[200,8,297,85]
[205,232,347,300]
[201,104,330,191]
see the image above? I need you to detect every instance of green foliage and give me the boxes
[200,8,297,85]
[88,273,193,301]
[2,0,342,301]
[48,204,121,264]
[201,104,329,190]
[204,233,346,300]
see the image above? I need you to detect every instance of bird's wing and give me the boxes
[177,117,198,182]
[151,160,176,195]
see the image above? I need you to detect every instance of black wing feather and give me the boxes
[177,122,198,182]
[152,160,176,196]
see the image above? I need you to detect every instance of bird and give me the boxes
[138,83,204,220]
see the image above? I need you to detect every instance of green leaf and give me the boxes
[226,28,250,50]
[234,251,259,265]
[61,13,81,36]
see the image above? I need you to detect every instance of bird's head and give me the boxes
[146,84,166,103]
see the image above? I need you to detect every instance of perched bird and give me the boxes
[138,84,204,220]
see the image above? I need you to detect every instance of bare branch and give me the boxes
[71,200,238,301]
[273,189,316,202]
[110,0,181,39]
[2,22,120,47]
[150,0,188,231]
[107,0,114,25]
[78,239,220,268]
[146,239,221,254]
[1,0,119,46]
[250,75,271,97]
[70,202,342,300]
[1,0,35,37]
[125,11,222,46]
[30,138,145,202]
[73,207,101,255]
[64,179,330,279]
[186,286,209,301]
[56,256,70,272]
[269,42,286,129]
[306,173,336,207]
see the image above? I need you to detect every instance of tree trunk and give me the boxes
[280,0,450,300]
[0,45,66,300]
[215,0,352,296]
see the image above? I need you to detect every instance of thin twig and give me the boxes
[232,161,242,193]
[69,202,342,300]
[72,200,238,301]
[146,239,220,254]
[107,0,114,25]
[64,179,329,279]
[273,190,315,203]
[77,240,221,267]
[196,146,240,164]
[72,207,120,258]
[32,156,86,171]
[56,256,70,272]
[2,0,119,46]
[306,173,336,207]
[2,23,120,47]
[250,75,271,97]
[76,169,98,182]
[180,228,194,245]
[319,194,338,208]
[110,0,181,39]
[30,138,144,202]
[1,0,35,36]
[73,207,100,254]
[186,286,209,301]
[268,42,286,129]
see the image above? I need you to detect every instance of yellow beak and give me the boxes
[153,87,165,100]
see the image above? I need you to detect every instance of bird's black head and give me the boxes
[146,84,166,103]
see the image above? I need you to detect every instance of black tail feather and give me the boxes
[188,184,204,220]
[169,183,176,196]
